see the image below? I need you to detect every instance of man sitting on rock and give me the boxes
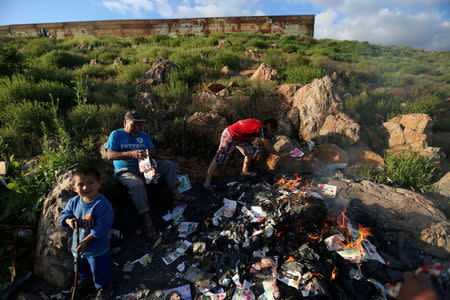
[106,110,194,238]
[203,118,289,190]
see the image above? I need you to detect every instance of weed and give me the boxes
[384,150,438,193]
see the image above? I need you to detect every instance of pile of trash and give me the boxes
[110,173,448,300]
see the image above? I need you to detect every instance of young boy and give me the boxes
[60,167,114,300]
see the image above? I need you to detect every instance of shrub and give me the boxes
[246,38,268,49]
[0,75,75,110]
[21,38,58,57]
[384,150,438,193]
[0,43,23,78]
[74,64,116,79]
[433,118,450,132]
[117,62,148,84]
[25,63,74,86]
[0,101,54,134]
[283,65,327,84]
[400,96,442,118]
[210,49,242,70]
[0,127,41,158]
[98,51,120,64]
[206,36,219,46]
[42,50,89,69]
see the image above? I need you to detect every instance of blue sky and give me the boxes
[1,0,449,50]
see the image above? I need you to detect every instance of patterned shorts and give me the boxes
[213,128,254,165]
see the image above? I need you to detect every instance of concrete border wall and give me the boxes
[0,15,314,38]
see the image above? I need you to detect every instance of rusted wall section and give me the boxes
[0,15,314,38]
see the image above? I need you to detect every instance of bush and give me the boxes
[21,38,58,57]
[0,101,54,134]
[98,51,120,64]
[0,43,23,78]
[117,62,149,84]
[0,75,75,110]
[210,49,242,70]
[74,64,116,79]
[42,50,89,69]
[400,96,442,118]
[25,63,74,85]
[433,118,450,132]
[0,127,41,158]
[384,150,438,193]
[283,65,327,84]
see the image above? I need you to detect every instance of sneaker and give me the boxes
[95,286,112,300]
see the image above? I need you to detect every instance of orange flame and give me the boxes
[342,224,373,257]
[307,234,319,242]
[287,256,295,262]
[330,266,337,282]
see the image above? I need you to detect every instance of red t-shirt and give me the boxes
[227,119,264,141]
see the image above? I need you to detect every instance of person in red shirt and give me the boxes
[203,118,289,190]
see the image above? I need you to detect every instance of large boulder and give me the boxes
[379,113,442,162]
[250,63,279,82]
[134,92,155,112]
[292,75,343,142]
[138,57,178,85]
[274,83,303,104]
[313,144,349,169]
[186,112,228,145]
[434,172,450,198]
[34,170,76,289]
[317,113,360,148]
[331,179,448,258]
[266,135,314,172]
[347,145,385,167]
[192,91,229,114]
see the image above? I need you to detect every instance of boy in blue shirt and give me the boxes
[60,167,114,300]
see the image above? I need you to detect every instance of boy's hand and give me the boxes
[66,218,78,230]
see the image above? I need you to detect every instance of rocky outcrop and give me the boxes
[186,112,228,145]
[134,92,155,111]
[192,91,228,114]
[217,40,231,48]
[112,57,125,68]
[278,117,294,137]
[266,135,314,172]
[138,57,178,85]
[34,170,76,289]
[313,144,349,170]
[292,75,343,142]
[317,113,360,148]
[379,113,442,162]
[434,172,450,198]
[204,83,225,93]
[347,146,385,167]
[239,70,256,77]
[0,161,7,175]
[274,83,303,104]
[250,63,278,82]
[331,179,448,257]
[421,221,449,258]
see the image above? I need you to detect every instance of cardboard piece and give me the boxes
[183,266,213,288]
[162,240,192,265]
[177,222,198,238]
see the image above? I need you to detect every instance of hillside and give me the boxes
[0,33,449,292]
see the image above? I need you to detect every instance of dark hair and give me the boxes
[165,291,181,300]
[263,119,278,130]
[73,167,101,181]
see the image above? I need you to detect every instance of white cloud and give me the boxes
[153,0,264,18]
[102,0,154,16]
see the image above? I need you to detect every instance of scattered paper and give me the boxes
[317,184,337,197]
[324,234,346,251]
[139,155,159,184]
[131,253,152,266]
[172,204,187,222]
[178,174,191,193]
[163,284,192,300]
[223,198,237,218]
[336,248,363,263]
[178,222,198,238]
[163,240,192,265]
[290,148,304,158]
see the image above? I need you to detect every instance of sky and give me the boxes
[1,0,449,51]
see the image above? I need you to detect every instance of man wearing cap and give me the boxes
[105,110,193,238]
